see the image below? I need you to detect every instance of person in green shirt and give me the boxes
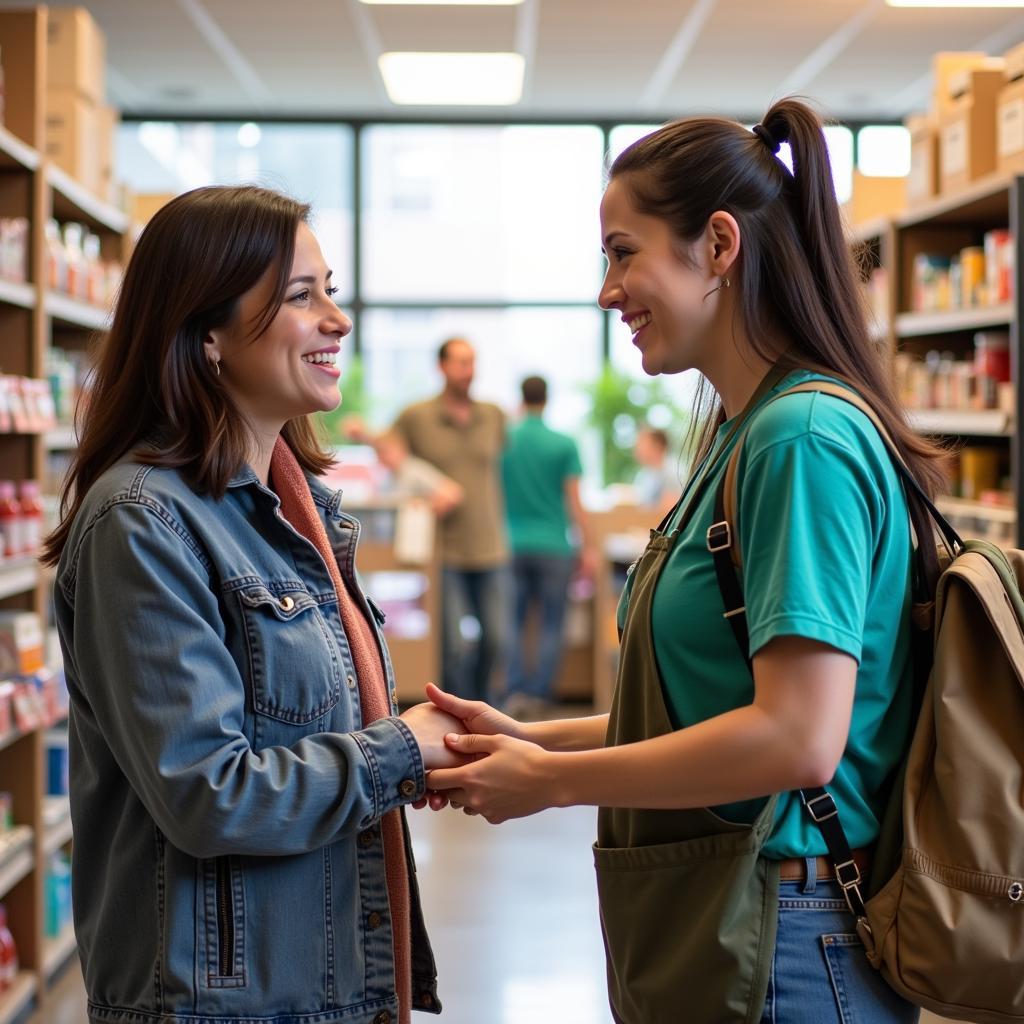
[501,376,594,717]
[422,98,946,1022]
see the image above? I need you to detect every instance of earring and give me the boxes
[211,359,221,377]
[702,277,730,302]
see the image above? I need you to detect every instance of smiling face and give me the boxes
[209,222,352,435]
[598,176,721,378]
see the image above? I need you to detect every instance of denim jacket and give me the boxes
[54,459,441,1024]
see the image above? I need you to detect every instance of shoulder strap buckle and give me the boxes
[706,521,732,553]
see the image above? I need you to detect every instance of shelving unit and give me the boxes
[0,7,130,1015]
[861,171,1024,545]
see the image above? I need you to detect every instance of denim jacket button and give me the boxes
[367,911,383,930]
[279,595,295,611]
[399,779,417,798]
[357,829,375,848]
[347,674,356,690]
[373,1012,391,1024]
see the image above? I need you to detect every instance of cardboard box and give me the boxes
[844,170,906,225]
[94,103,120,205]
[906,114,940,206]
[940,66,1005,194]
[933,52,1002,117]
[998,42,1024,176]
[47,6,106,104]
[45,87,98,191]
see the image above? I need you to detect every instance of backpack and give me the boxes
[708,380,1024,1024]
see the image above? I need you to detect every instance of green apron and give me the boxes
[594,372,784,1024]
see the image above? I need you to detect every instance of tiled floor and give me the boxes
[30,804,961,1023]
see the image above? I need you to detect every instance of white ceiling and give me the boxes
[9,0,1024,122]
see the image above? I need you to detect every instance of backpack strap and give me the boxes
[706,379,963,921]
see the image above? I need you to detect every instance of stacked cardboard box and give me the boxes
[44,7,120,203]
[906,52,1006,206]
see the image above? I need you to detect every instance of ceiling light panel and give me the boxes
[379,51,525,104]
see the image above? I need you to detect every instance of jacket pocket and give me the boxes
[203,855,246,988]
[237,582,342,725]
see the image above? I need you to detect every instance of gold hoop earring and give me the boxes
[702,277,730,302]
[211,360,221,377]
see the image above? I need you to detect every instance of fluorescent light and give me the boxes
[378,52,524,105]
[886,1,1024,6]
[361,0,522,4]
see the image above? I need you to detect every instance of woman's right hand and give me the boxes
[424,682,528,743]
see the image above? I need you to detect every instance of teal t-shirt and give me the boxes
[617,371,914,859]
[502,414,583,555]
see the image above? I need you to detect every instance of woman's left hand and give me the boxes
[425,732,558,824]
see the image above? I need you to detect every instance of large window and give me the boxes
[117,121,355,300]
[361,125,605,302]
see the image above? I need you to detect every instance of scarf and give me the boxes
[270,437,411,1023]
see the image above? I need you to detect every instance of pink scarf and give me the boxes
[271,437,411,1024]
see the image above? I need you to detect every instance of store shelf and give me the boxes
[0,971,37,1024]
[0,278,36,311]
[895,304,1013,338]
[47,163,128,235]
[0,557,40,600]
[0,124,40,173]
[0,826,34,900]
[847,215,891,246]
[45,290,111,331]
[42,798,72,857]
[908,409,1014,437]
[43,424,77,451]
[935,496,1017,524]
[42,920,77,978]
[897,171,1011,228]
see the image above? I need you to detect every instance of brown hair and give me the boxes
[42,184,333,567]
[521,375,547,406]
[609,97,947,500]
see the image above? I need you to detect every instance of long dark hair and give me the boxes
[609,97,947,499]
[42,184,333,567]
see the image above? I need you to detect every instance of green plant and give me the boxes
[582,362,689,485]
[315,354,367,446]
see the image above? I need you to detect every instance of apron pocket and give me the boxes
[594,833,777,1024]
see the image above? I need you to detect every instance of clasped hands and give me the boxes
[398,683,556,824]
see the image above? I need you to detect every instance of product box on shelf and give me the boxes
[46,6,106,105]
[0,613,43,678]
[940,64,1005,194]
[932,51,994,116]
[997,42,1024,175]
[843,171,905,225]
[906,114,940,206]
[45,86,98,192]
[95,103,120,205]
[129,191,176,226]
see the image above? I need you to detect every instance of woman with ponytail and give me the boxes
[423,99,932,1022]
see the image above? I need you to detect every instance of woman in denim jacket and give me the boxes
[41,185,463,1024]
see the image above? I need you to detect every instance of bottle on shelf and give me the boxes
[0,481,22,560]
[0,902,18,991]
[18,482,42,556]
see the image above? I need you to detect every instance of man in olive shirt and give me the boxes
[502,376,594,714]
[387,338,508,701]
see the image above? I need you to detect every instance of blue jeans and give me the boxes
[505,552,575,701]
[441,566,509,703]
[761,865,919,1023]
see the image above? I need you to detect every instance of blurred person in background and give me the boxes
[501,375,595,718]
[633,425,680,516]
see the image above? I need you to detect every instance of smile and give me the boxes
[628,312,651,335]
[302,351,338,365]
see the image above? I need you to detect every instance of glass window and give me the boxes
[858,125,911,178]
[823,126,854,204]
[117,121,354,300]
[360,305,603,440]
[361,125,605,302]
[608,124,663,165]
